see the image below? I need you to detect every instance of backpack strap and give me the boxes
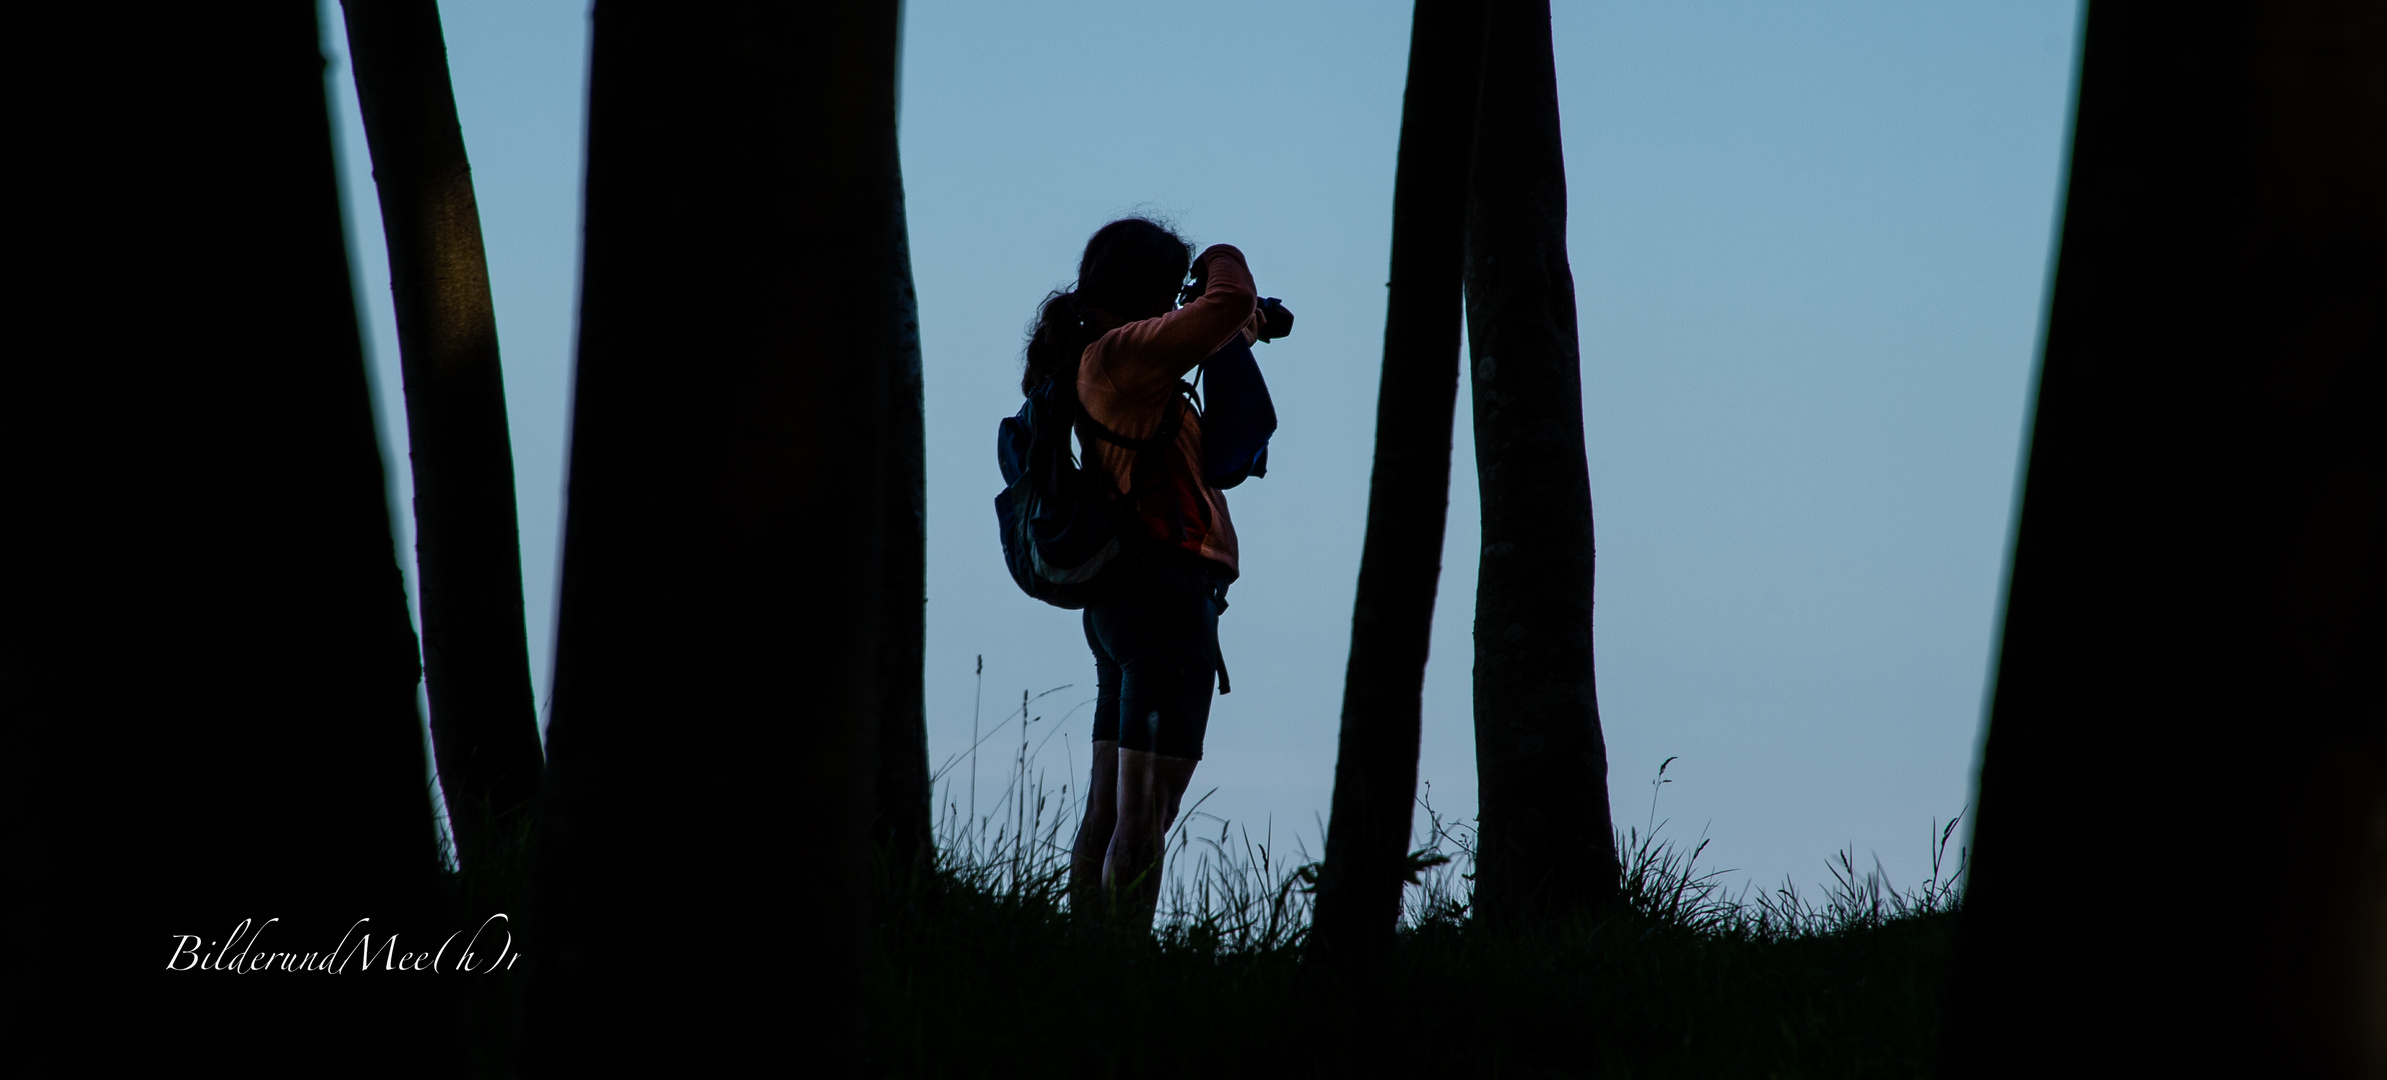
[1073,389,1185,453]
[1074,390,1198,544]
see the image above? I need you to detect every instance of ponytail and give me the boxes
[1022,289,1095,396]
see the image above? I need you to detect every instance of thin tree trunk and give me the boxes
[337,0,544,870]
[1311,0,1488,968]
[1945,3,2385,1076]
[523,3,903,1073]
[1464,0,1618,924]
[873,181,934,875]
[10,3,458,1071]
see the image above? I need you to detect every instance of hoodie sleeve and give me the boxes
[1080,244,1257,409]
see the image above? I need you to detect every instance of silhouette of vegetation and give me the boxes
[11,4,458,1073]
[1313,0,1490,971]
[35,1,2378,1074]
[1949,4,2386,1076]
[873,179,935,875]
[438,792,539,1080]
[435,686,1964,1078]
[338,0,545,873]
[524,3,910,1074]
[859,738,1966,1078]
[1464,0,1620,924]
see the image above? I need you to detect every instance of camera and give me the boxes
[1254,297,1294,342]
[1177,272,1294,342]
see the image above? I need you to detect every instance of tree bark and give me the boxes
[1311,0,1488,968]
[523,3,904,1074]
[1945,3,2386,1076]
[873,181,934,875]
[337,0,544,871]
[8,2,459,1073]
[1463,0,1618,925]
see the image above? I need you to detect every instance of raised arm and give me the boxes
[1086,244,1257,396]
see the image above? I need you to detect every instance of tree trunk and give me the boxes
[337,0,544,871]
[873,182,934,875]
[1311,0,1488,968]
[1464,0,1618,925]
[9,2,458,1072]
[1945,3,2386,1076]
[523,3,904,1074]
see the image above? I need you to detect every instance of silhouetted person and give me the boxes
[1032,218,1272,928]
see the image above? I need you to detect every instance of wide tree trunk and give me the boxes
[1311,0,1489,968]
[337,0,544,871]
[522,3,905,1074]
[873,188,934,875]
[1463,0,1618,924]
[8,3,459,1073]
[1945,3,2385,1076]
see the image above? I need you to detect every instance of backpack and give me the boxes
[1193,332,1277,489]
[994,377,1185,609]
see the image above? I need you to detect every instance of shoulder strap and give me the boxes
[1074,392,1183,454]
[1071,385,1205,544]
[1074,394,1184,527]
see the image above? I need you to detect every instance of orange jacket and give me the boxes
[1076,244,1259,576]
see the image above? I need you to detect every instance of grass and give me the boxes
[439,684,1967,1078]
[435,795,539,1080]
[869,691,1969,1078]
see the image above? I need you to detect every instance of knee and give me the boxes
[1110,789,1151,831]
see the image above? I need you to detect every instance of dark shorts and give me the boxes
[1084,551,1230,761]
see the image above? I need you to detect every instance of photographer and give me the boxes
[1018,217,1276,926]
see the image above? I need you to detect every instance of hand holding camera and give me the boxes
[1253,296,1294,342]
[1180,249,1294,343]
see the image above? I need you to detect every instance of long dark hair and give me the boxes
[1021,216,1195,395]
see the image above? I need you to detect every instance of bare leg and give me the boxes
[1070,740,1120,920]
[1105,747,1200,930]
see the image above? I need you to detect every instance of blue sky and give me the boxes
[321,0,2082,896]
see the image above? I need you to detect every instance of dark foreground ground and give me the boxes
[868,865,1958,1079]
[445,790,1962,1078]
